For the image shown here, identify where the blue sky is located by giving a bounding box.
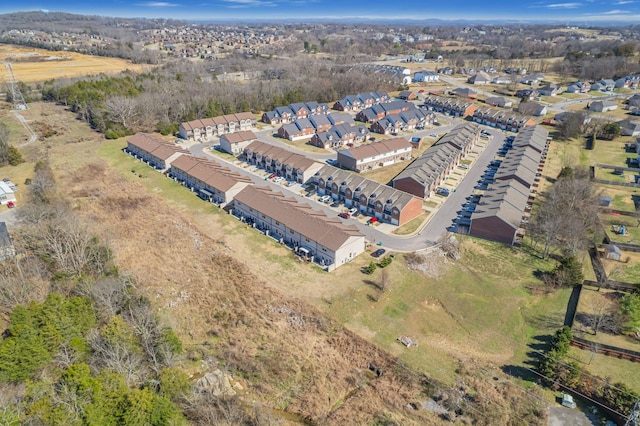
[1,0,639,23]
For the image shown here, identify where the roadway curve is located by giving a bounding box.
[189,119,508,252]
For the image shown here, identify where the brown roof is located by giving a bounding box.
[341,137,411,160]
[170,154,252,192]
[244,140,321,172]
[127,132,188,160]
[234,186,363,252]
[181,112,254,131]
[220,130,257,144]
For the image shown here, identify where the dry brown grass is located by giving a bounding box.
[0,44,148,83]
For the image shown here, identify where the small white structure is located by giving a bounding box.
[0,182,16,206]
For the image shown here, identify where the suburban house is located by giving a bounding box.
[219,130,258,155]
[492,75,514,85]
[309,124,369,149]
[592,79,615,92]
[337,137,412,172]
[422,95,478,118]
[0,222,15,261]
[277,118,315,141]
[538,84,561,96]
[0,182,16,206]
[589,100,618,112]
[615,75,640,89]
[451,87,478,99]
[231,185,366,271]
[485,97,513,108]
[619,119,640,136]
[437,67,454,75]
[566,81,591,93]
[467,72,491,85]
[243,141,324,183]
[413,70,440,82]
[179,112,256,141]
[627,94,640,108]
[125,133,190,170]
[468,126,549,245]
[517,102,547,117]
[167,154,252,206]
[308,114,333,133]
[519,73,545,85]
[515,89,539,101]
[392,123,480,198]
[397,90,417,101]
[313,166,424,226]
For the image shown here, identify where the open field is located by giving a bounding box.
[0,43,148,83]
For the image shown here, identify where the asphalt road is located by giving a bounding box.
[189,118,507,252]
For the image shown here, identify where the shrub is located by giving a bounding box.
[380,256,393,268]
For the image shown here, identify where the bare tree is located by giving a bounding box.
[104,96,139,129]
[580,295,621,336]
[87,329,145,386]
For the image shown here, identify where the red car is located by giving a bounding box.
[6,201,15,208]
[338,212,350,219]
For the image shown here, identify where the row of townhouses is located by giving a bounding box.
[126,133,366,271]
[262,101,331,125]
[312,167,424,226]
[392,123,481,198]
[422,95,478,118]
[243,141,325,183]
[337,138,413,172]
[472,106,537,132]
[468,126,550,245]
[309,123,370,149]
[125,133,190,170]
[179,112,256,141]
[232,186,366,271]
[332,91,391,112]
[355,100,416,123]
[277,113,353,141]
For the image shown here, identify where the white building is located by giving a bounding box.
[0,182,16,205]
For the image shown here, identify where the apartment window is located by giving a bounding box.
[275,221,280,226]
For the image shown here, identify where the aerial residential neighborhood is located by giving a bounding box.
[3,7,640,426]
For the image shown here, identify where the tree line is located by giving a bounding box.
[0,160,269,425]
[39,58,397,138]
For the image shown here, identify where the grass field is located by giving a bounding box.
[0,44,147,84]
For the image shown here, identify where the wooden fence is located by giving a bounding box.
[570,336,640,363]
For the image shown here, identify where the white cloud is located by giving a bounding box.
[602,9,626,13]
[546,2,581,7]
[615,0,634,4]
[137,1,179,6]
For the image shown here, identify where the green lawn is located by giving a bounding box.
[567,346,640,393]
[321,237,571,386]
[391,212,429,236]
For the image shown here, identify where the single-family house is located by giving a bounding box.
[492,75,514,85]
[219,130,258,155]
[467,72,491,85]
[538,84,561,97]
[566,82,591,93]
[485,97,513,108]
[397,90,417,101]
[518,102,547,117]
[589,100,618,112]
[619,119,640,136]
[592,79,615,92]
[277,118,315,141]
[309,114,333,133]
[413,70,440,82]
[451,87,478,99]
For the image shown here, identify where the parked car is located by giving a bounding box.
[348,208,358,216]
[435,187,450,196]
[330,202,340,208]
[367,217,379,225]
[325,159,338,166]
[338,212,350,219]
[459,164,469,169]
[319,195,331,203]
[371,248,386,258]
[268,173,277,179]
[6,201,15,208]
[429,133,438,137]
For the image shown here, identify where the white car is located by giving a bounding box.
[319,195,331,203]
[348,208,358,216]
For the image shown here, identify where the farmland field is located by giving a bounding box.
[0,44,148,83]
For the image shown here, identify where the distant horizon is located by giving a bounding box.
[1,1,640,26]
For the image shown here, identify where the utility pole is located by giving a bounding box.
[626,398,640,426]
[4,62,28,111]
